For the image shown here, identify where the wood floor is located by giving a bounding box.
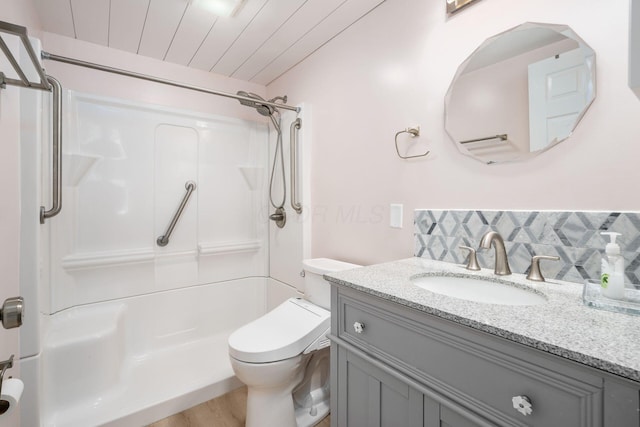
[148,386,331,427]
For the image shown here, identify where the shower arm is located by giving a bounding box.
[290,118,302,214]
[157,181,197,247]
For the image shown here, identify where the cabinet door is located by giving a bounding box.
[335,345,489,427]
[604,378,640,426]
[337,347,424,427]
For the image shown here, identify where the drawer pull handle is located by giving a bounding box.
[353,322,365,334]
[511,395,533,416]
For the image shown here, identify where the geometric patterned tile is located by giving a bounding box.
[414,209,640,284]
[415,234,426,258]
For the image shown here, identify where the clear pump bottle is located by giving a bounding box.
[600,232,625,300]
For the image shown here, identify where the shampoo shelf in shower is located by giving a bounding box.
[62,248,155,271]
[62,241,263,271]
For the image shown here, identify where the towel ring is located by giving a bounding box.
[395,126,429,159]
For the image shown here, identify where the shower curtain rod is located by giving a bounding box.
[41,51,300,113]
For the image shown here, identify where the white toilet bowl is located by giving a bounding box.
[228,258,359,427]
[230,354,307,427]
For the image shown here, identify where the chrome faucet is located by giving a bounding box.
[479,231,512,275]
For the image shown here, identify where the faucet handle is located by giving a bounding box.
[459,246,481,271]
[527,255,560,282]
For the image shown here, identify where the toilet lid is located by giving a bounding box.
[228,298,330,363]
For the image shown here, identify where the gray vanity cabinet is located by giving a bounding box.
[329,284,640,427]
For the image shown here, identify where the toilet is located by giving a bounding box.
[228,258,360,427]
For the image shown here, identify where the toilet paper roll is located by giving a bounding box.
[0,378,23,416]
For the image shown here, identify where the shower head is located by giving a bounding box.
[236,90,275,117]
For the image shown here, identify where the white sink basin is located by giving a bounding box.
[411,274,547,306]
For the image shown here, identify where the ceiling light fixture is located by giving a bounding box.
[189,0,246,17]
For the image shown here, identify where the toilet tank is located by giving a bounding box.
[302,258,360,310]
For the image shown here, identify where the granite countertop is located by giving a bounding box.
[325,257,640,383]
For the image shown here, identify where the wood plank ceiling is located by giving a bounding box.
[33,0,386,85]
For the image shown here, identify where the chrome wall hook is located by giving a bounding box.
[395,126,429,159]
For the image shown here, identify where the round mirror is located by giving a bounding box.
[444,22,596,164]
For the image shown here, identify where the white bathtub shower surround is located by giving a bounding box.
[46,92,270,313]
[19,90,309,426]
[41,277,264,427]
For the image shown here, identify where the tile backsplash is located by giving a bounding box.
[414,210,640,285]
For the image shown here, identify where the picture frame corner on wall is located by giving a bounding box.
[446,0,482,15]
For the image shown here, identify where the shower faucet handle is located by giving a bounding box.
[269,207,286,228]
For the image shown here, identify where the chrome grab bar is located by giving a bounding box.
[157,181,196,247]
[290,117,302,214]
[40,75,62,224]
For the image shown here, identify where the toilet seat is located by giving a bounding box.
[228,298,330,364]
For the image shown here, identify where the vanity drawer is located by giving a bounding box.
[337,292,603,427]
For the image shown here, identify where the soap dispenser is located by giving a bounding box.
[600,232,625,300]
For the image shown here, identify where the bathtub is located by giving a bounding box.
[38,277,267,427]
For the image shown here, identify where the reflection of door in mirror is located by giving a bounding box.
[528,48,593,151]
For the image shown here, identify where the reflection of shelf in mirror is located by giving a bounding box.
[459,134,507,144]
[62,248,154,271]
[198,240,262,256]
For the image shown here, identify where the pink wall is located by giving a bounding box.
[0,0,40,33]
[267,0,640,266]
